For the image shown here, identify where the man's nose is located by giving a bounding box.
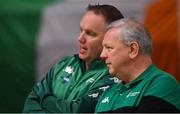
[78,32,86,43]
[100,49,107,60]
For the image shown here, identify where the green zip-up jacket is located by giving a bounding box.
[23,54,116,113]
[95,64,180,113]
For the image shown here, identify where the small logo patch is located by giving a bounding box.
[63,76,70,82]
[109,77,121,83]
[88,93,99,98]
[86,78,95,83]
[126,91,140,98]
[99,85,110,91]
[101,97,109,103]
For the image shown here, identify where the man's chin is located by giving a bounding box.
[108,69,114,75]
[78,53,87,60]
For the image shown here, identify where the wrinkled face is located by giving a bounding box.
[78,11,106,63]
[100,28,130,76]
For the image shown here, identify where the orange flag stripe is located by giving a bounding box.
[144,0,180,82]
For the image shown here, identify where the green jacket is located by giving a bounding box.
[95,64,180,113]
[23,54,116,113]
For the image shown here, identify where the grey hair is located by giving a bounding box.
[107,18,152,55]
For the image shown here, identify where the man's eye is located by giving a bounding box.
[105,46,111,49]
[105,46,112,51]
[86,31,96,37]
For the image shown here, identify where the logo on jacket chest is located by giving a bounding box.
[58,66,74,82]
[64,66,74,74]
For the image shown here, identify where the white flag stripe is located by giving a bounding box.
[36,0,151,80]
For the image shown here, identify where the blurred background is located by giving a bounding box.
[0,0,179,112]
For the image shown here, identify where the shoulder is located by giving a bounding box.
[144,65,180,94]
[146,70,180,94]
[144,69,180,109]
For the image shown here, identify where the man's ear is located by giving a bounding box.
[128,41,139,59]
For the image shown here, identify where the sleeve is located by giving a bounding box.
[41,75,114,113]
[136,75,180,112]
[23,65,55,113]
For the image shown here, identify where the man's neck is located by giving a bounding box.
[123,55,152,83]
[85,62,89,70]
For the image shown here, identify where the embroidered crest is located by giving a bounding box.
[64,66,73,74]
[58,66,74,82]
